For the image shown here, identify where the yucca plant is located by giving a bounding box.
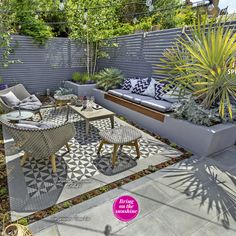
[156,15,236,119]
[95,68,124,91]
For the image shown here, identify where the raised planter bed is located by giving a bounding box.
[65,81,96,96]
[93,88,236,157]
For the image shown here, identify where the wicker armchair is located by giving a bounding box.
[0,84,43,119]
[1,119,76,173]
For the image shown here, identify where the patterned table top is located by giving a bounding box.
[0,110,34,121]
[99,126,142,144]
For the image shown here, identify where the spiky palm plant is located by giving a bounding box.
[156,16,236,119]
[96,68,124,91]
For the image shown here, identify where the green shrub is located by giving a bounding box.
[95,68,124,91]
[62,201,72,209]
[72,72,82,83]
[18,218,28,226]
[172,97,222,126]
[72,72,96,84]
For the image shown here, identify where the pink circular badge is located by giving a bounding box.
[113,195,139,222]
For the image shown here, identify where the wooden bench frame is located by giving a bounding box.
[104,93,166,122]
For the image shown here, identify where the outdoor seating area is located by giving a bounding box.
[0,1,236,235]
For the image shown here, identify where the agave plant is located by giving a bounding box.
[95,68,124,91]
[156,16,236,119]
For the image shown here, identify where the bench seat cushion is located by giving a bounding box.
[140,99,172,112]
[108,89,172,112]
[108,89,131,97]
[123,93,154,104]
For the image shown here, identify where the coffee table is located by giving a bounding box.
[0,110,34,122]
[98,126,142,167]
[68,104,115,136]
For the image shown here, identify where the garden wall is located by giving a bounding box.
[0,35,87,94]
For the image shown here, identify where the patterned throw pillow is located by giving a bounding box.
[131,78,150,94]
[142,78,156,97]
[154,82,168,100]
[121,78,132,90]
[155,82,175,100]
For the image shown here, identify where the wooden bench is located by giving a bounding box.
[104,93,167,122]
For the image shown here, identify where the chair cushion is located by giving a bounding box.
[0,91,20,106]
[141,98,172,112]
[131,78,150,94]
[18,95,42,110]
[18,120,55,129]
[16,123,40,130]
[108,89,132,97]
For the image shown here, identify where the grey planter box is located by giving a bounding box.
[93,88,236,157]
[65,81,96,96]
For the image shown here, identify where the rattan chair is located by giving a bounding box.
[0,84,43,119]
[1,119,76,173]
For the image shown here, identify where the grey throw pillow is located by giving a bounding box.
[142,78,157,97]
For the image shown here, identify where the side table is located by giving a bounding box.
[0,110,34,123]
[97,126,142,167]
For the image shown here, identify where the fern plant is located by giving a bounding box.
[156,16,236,119]
[95,68,124,91]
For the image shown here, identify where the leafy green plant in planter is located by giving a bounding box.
[172,96,222,126]
[156,15,236,120]
[72,72,81,83]
[72,72,96,84]
[95,68,124,91]
[54,87,73,96]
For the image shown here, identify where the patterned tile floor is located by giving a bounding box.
[4,106,181,216]
[21,107,174,198]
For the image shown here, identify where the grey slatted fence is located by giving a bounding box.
[97,27,183,79]
[0,35,87,94]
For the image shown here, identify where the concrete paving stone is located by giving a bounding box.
[34,225,59,236]
[207,146,236,170]
[154,167,211,198]
[191,203,236,236]
[57,200,127,236]
[153,195,225,236]
[116,214,177,236]
[123,181,184,221]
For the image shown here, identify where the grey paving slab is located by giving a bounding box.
[154,195,230,236]
[29,147,236,236]
[34,225,59,236]
[191,203,236,236]
[120,182,184,221]
[116,214,177,236]
[57,200,127,236]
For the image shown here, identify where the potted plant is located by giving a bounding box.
[71,72,96,84]
[95,68,124,91]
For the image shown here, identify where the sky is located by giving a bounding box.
[189,0,236,13]
[219,0,236,13]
